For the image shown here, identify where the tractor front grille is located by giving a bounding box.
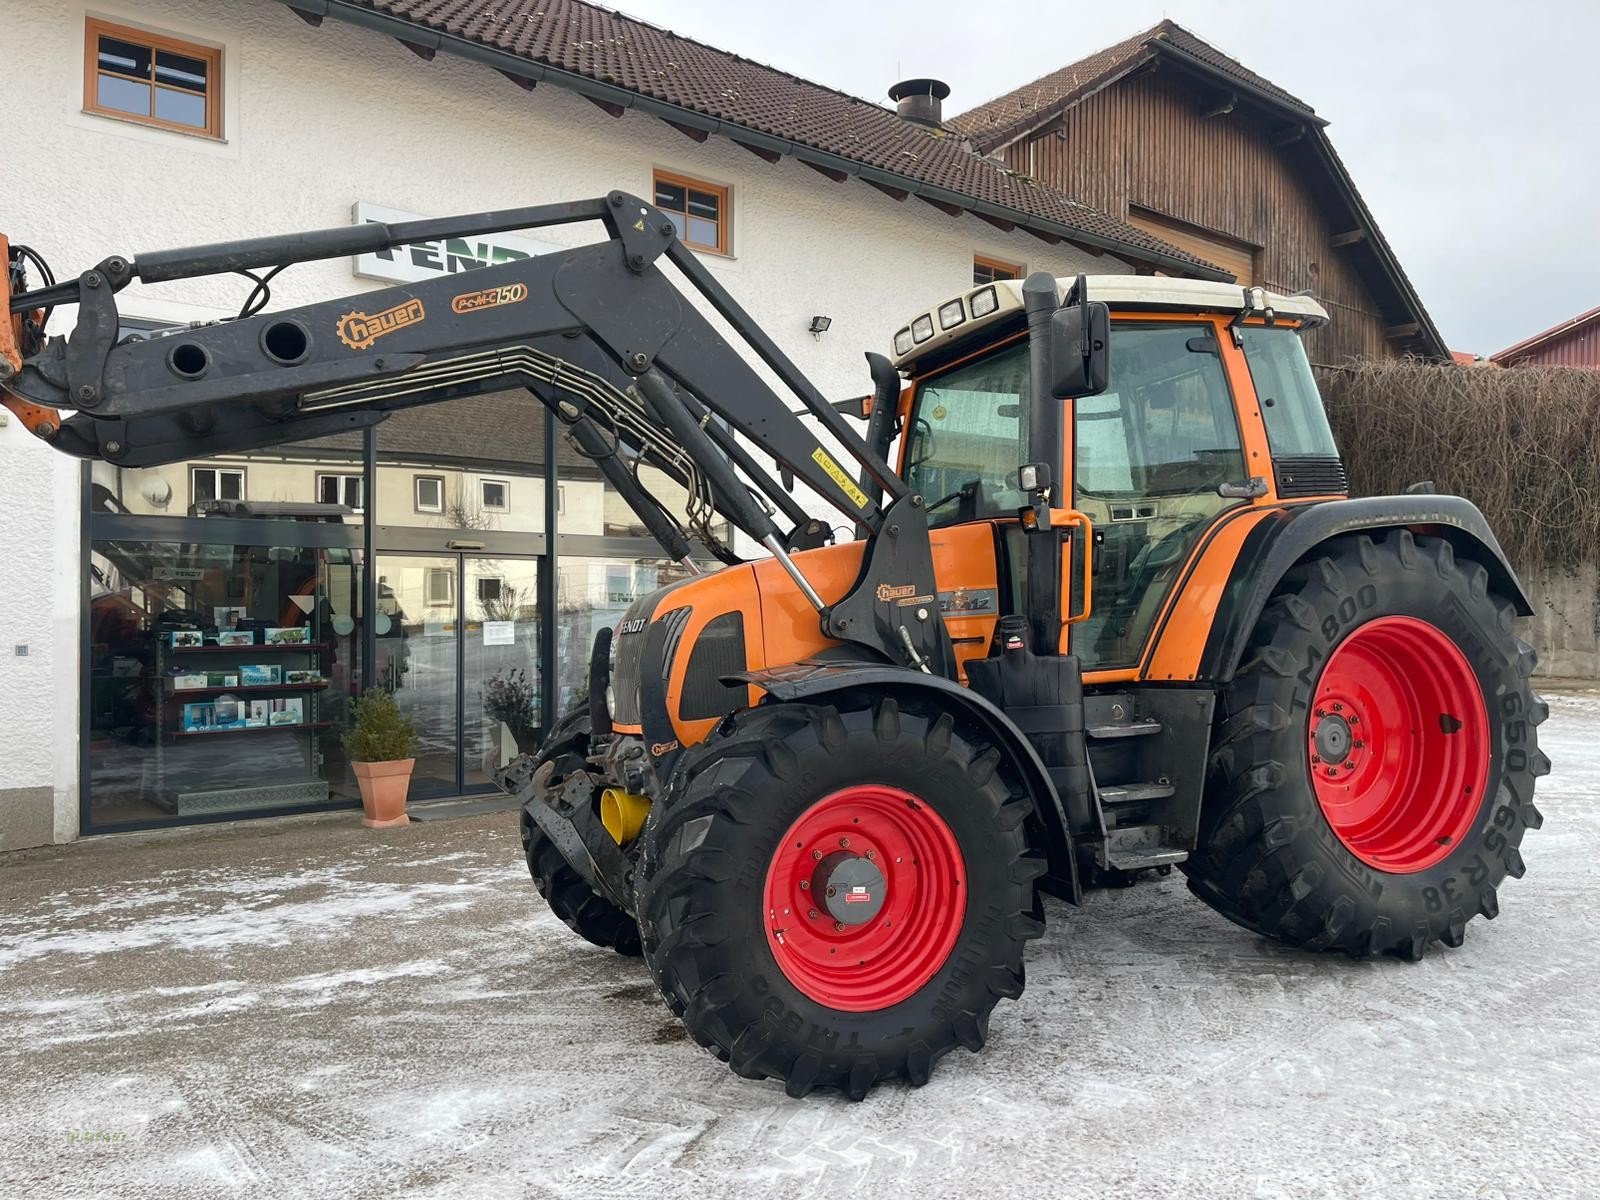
[1274,455,1348,498]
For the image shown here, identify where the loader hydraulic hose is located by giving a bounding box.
[636,369,826,613]
[565,410,698,568]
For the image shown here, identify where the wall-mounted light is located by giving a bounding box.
[808,315,832,339]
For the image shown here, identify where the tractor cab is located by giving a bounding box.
[888,276,1341,674]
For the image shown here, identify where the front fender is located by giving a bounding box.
[1201,495,1533,682]
[736,661,1081,903]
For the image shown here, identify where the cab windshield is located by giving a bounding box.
[903,340,1030,527]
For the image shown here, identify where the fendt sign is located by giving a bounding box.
[351,201,562,285]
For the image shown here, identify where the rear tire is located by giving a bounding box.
[1184,531,1549,959]
[636,696,1045,1099]
[518,704,642,958]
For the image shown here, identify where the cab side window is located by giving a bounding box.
[1073,324,1245,669]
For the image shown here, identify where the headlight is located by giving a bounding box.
[970,286,998,317]
[938,299,965,330]
[893,327,914,356]
[911,314,935,343]
[605,683,616,717]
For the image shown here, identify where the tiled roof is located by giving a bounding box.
[314,0,1224,275]
[949,20,1317,152]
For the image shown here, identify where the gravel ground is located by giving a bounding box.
[2,694,1597,1200]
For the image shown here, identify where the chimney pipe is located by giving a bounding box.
[889,78,950,127]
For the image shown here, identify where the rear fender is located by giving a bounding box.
[1201,495,1533,682]
[736,662,1081,903]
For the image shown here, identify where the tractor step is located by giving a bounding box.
[1101,824,1190,871]
[1087,719,1163,739]
[1097,781,1176,804]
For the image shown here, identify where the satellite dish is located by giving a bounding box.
[139,476,172,508]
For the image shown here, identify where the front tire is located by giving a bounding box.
[1184,531,1549,959]
[636,697,1045,1099]
[518,704,642,958]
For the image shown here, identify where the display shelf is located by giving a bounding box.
[173,721,333,739]
[166,681,330,698]
[167,642,333,654]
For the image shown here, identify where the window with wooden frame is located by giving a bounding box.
[653,171,731,255]
[84,17,222,139]
[973,255,1024,286]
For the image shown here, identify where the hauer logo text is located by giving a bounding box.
[336,299,425,351]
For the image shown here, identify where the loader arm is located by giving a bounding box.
[1,191,946,673]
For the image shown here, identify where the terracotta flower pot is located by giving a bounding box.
[353,758,415,828]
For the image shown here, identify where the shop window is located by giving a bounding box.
[425,567,454,607]
[653,170,731,255]
[415,474,444,514]
[84,538,362,829]
[191,466,243,506]
[973,255,1023,286]
[84,17,223,139]
[317,473,364,513]
[480,478,509,511]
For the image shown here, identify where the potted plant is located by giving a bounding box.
[344,689,418,828]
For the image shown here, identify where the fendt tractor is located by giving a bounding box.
[3,193,1547,1099]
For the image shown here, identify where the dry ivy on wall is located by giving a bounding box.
[1318,360,1600,571]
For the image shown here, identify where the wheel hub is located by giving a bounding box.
[813,851,886,925]
[1311,710,1354,766]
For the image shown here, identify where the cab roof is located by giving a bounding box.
[891,274,1330,373]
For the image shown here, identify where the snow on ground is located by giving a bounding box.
[2,694,1598,1199]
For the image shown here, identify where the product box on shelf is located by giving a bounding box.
[264,627,310,646]
[239,665,283,687]
[268,698,304,726]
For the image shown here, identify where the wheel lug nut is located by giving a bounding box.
[1333,703,1343,712]
[1315,708,1325,718]
[1345,760,1356,769]
[798,879,809,890]
[811,850,822,861]
[839,837,850,848]
[1353,740,1364,749]
[834,921,846,932]
[808,908,820,919]
[825,886,836,898]
[1325,767,1338,776]
[1311,754,1321,764]
[865,850,877,861]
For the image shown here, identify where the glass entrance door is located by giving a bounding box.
[375,553,542,799]
[464,557,543,789]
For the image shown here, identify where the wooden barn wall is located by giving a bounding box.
[1001,70,1398,366]
[1509,322,1600,368]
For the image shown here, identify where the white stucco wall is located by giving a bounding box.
[0,0,1125,843]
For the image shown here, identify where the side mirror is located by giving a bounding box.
[1047,301,1110,398]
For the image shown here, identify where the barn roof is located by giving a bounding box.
[946,20,1448,361]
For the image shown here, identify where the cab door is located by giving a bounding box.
[1069,318,1249,673]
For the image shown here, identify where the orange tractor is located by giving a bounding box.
[4,196,1546,1099]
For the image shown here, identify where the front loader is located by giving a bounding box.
[4,194,1548,1099]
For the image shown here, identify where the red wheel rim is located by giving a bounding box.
[1309,615,1489,873]
[763,785,965,1012]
